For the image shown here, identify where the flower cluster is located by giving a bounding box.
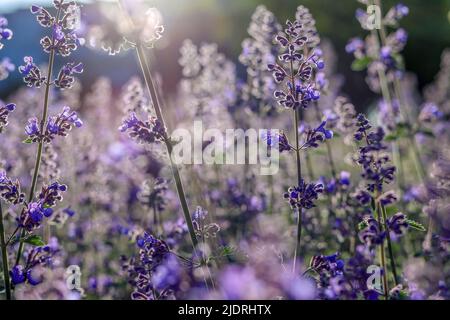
[0,16,13,50]
[20,1,84,89]
[10,242,59,286]
[25,106,83,143]
[268,16,323,110]
[354,114,396,193]
[348,3,410,92]
[32,1,83,56]
[123,232,172,300]
[0,171,25,205]
[301,121,333,150]
[358,216,385,247]
[0,58,15,81]
[192,206,220,239]
[138,178,168,212]
[54,62,84,89]
[17,182,67,231]
[309,252,345,277]
[262,130,293,153]
[0,103,16,133]
[284,179,324,210]
[239,5,281,113]
[19,56,46,88]
[119,113,166,145]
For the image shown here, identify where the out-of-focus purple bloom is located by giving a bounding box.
[0,16,13,50]
[119,113,166,144]
[0,102,16,133]
[419,103,444,123]
[346,37,365,54]
[0,58,15,80]
[192,206,220,239]
[378,190,398,206]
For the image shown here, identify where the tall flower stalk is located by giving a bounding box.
[0,202,11,300]
[371,0,431,244]
[268,9,330,273]
[16,0,84,265]
[115,1,216,290]
[116,0,198,251]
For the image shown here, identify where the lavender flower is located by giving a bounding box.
[25,106,83,143]
[17,182,67,231]
[119,113,166,144]
[0,16,13,50]
[54,62,84,89]
[0,102,16,133]
[354,118,396,193]
[262,130,293,153]
[359,216,385,247]
[10,243,59,286]
[284,179,324,210]
[0,171,25,205]
[268,18,323,110]
[302,121,333,149]
[19,56,46,88]
[138,178,168,212]
[192,206,220,239]
[0,58,15,81]
[387,213,409,238]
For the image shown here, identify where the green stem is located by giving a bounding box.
[381,204,399,285]
[292,107,303,273]
[375,200,389,299]
[313,105,337,177]
[135,45,198,249]
[16,9,61,265]
[0,202,11,300]
[374,0,431,242]
[134,44,216,290]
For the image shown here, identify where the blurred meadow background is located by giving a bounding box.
[1,0,449,109]
[1,0,450,300]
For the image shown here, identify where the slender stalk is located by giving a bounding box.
[313,105,337,177]
[373,0,432,243]
[0,202,11,300]
[15,8,62,266]
[134,44,216,290]
[375,200,389,299]
[381,204,399,285]
[135,45,198,248]
[267,174,275,214]
[292,107,303,273]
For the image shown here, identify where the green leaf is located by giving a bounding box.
[384,123,410,142]
[21,234,46,246]
[220,245,237,257]
[416,128,435,137]
[351,57,372,71]
[22,138,33,144]
[358,220,369,231]
[392,53,405,70]
[406,219,426,232]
